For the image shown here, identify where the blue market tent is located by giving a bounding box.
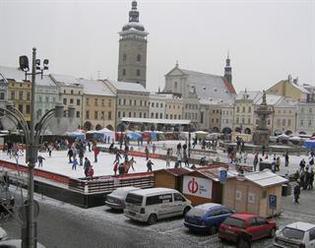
[304,140,315,149]
[126,131,142,141]
[66,130,86,141]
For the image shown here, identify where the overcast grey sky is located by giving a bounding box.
[0,0,314,92]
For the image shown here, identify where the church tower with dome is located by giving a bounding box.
[118,1,148,88]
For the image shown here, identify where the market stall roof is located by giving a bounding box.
[120,117,191,125]
[244,169,288,187]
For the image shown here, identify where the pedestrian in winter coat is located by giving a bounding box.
[118,163,125,176]
[183,150,189,167]
[145,146,149,160]
[67,148,73,163]
[113,151,122,164]
[146,160,154,172]
[309,170,314,190]
[166,148,171,168]
[37,155,45,167]
[300,159,306,171]
[113,162,119,176]
[285,152,289,167]
[276,157,281,171]
[93,145,100,163]
[72,158,78,170]
[78,148,85,166]
[293,184,301,204]
[152,144,156,154]
[253,153,258,171]
[87,165,94,179]
[84,157,91,177]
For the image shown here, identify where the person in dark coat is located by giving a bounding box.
[83,157,91,178]
[299,159,306,171]
[309,170,314,190]
[37,155,45,167]
[145,146,149,161]
[285,152,289,167]
[67,148,73,163]
[146,159,154,172]
[294,184,301,204]
[253,153,259,171]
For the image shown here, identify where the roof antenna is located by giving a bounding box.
[176,60,179,67]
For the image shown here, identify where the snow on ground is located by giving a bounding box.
[0,140,311,179]
[0,149,170,179]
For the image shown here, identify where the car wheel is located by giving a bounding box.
[210,226,217,235]
[147,214,157,225]
[183,207,191,216]
[269,228,276,238]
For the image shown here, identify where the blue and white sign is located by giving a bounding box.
[269,194,277,209]
[219,169,227,184]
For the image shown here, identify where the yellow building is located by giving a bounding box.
[165,94,183,120]
[267,77,309,102]
[79,79,116,131]
[8,79,32,122]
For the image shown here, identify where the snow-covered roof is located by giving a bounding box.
[77,78,115,96]
[0,65,56,87]
[274,97,297,108]
[120,117,191,125]
[181,68,236,101]
[236,91,262,101]
[50,74,82,87]
[106,79,148,93]
[255,94,282,105]
[290,81,310,94]
[244,169,288,187]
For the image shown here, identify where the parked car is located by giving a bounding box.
[184,203,234,234]
[105,186,139,210]
[0,239,46,248]
[124,188,192,225]
[218,213,276,245]
[273,222,315,248]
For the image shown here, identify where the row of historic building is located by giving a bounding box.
[0,64,314,135]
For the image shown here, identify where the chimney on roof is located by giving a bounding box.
[288,74,292,83]
[293,77,298,85]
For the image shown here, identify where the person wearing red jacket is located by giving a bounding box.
[93,145,100,163]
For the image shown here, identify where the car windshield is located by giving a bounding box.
[125,193,143,206]
[111,188,129,197]
[223,217,245,228]
[281,227,305,240]
[187,207,208,217]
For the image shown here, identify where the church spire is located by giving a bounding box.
[129,1,139,22]
[224,52,232,84]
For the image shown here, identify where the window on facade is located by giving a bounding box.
[128,112,131,117]
[166,114,168,119]
[63,98,67,105]
[134,112,136,117]
[102,99,105,106]
[288,119,291,126]
[123,54,127,61]
[267,119,271,125]
[108,99,111,107]
[123,112,125,117]
[248,118,250,124]
[160,113,163,119]
[151,102,154,107]
[108,111,112,120]
[118,111,121,118]
[170,114,173,119]
[242,118,245,124]
[309,120,312,127]
[122,69,126,76]
[0,92,4,100]
[70,98,74,104]
[160,103,163,108]
[236,117,239,124]
[248,106,251,113]
[27,92,31,101]
[10,92,15,100]
[129,99,132,106]
[139,112,142,118]
[134,100,136,106]
[86,111,89,119]
[144,113,146,118]
[155,113,158,119]
[77,99,80,106]
[123,99,126,105]
[95,98,98,106]
[140,100,142,106]
[18,105,23,113]
[26,105,30,114]
[151,113,154,118]
[118,99,121,105]
[71,90,74,95]
[94,111,98,120]
[178,115,181,119]
[101,111,104,120]
[45,96,49,103]
[174,81,178,90]
[282,119,286,126]
[76,111,80,118]
[137,54,141,62]
[236,106,240,113]
[242,106,245,113]
[136,69,140,77]
[19,91,23,100]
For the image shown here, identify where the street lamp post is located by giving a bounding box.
[0,48,75,248]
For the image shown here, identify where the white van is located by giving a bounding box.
[124,188,192,225]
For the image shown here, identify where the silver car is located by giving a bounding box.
[105,186,139,210]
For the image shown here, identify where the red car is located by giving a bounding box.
[218,213,277,244]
